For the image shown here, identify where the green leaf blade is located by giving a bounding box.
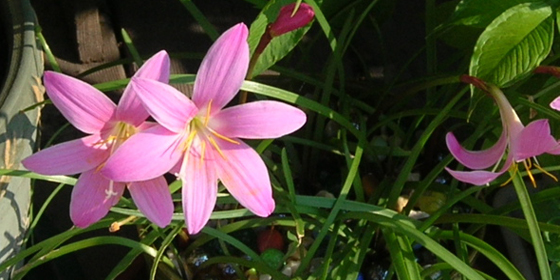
[450,0,540,28]
[469,2,553,87]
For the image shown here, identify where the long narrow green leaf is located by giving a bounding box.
[296,137,364,275]
[150,224,184,280]
[201,227,261,262]
[105,228,164,280]
[303,0,336,51]
[386,87,466,208]
[384,229,422,280]
[435,213,560,234]
[11,236,173,280]
[342,212,484,280]
[121,29,143,67]
[435,231,525,280]
[24,182,66,243]
[177,0,219,40]
[0,169,76,185]
[36,26,60,72]
[281,148,305,239]
[510,171,552,280]
[240,80,361,139]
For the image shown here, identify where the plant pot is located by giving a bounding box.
[0,0,43,278]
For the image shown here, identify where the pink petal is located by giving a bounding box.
[446,131,507,170]
[128,176,173,228]
[511,119,559,161]
[445,156,513,186]
[101,125,185,182]
[180,144,218,234]
[70,170,125,227]
[134,50,171,82]
[131,78,198,133]
[445,167,506,186]
[21,135,109,175]
[43,71,116,134]
[192,23,249,113]
[210,101,306,139]
[213,138,275,217]
[547,140,560,155]
[117,51,171,126]
[551,96,560,111]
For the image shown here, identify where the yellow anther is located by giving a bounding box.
[109,215,137,232]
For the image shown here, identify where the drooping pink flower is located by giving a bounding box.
[269,3,314,37]
[101,23,307,234]
[445,76,560,186]
[22,51,174,228]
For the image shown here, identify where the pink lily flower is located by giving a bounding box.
[445,76,560,186]
[269,3,315,37]
[22,51,174,228]
[101,23,307,234]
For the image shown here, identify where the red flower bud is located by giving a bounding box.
[269,3,314,37]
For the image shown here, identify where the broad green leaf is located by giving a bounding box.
[469,2,553,87]
[247,0,316,78]
[450,0,542,28]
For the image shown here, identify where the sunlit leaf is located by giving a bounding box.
[469,2,553,87]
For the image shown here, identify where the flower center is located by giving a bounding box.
[175,100,240,179]
[108,121,138,153]
[95,121,138,199]
[181,100,240,161]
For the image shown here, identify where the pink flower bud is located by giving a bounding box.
[269,3,314,37]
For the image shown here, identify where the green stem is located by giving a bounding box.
[510,170,551,280]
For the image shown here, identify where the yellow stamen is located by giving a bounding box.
[200,140,206,164]
[182,129,198,152]
[204,99,213,126]
[95,163,105,172]
[208,127,240,145]
[93,135,116,147]
[109,215,137,232]
[208,136,226,159]
[533,162,558,182]
[523,160,537,187]
[501,164,517,187]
